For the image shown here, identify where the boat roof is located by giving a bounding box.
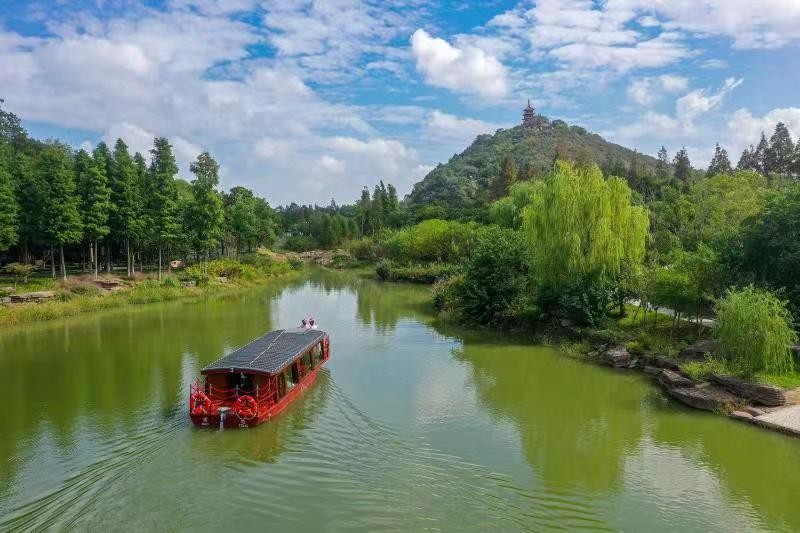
[202,328,327,376]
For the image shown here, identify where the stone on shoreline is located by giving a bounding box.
[679,339,719,361]
[644,366,661,376]
[731,410,754,422]
[641,354,680,371]
[666,383,740,412]
[603,346,631,368]
[659,369,694,388]
[710,374,786,407]
[745,406,766,417]
[9,291,56,303]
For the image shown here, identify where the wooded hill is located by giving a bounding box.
[407,115,661,208]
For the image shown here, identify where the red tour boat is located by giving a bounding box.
[189,328,330,428]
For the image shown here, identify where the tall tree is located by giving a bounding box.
[673,147,691,185]
[92,142,115,272]
[766,122,795,178]
[146,137,180,279]
[737,145,758,171]
[793,139,800,178]
[356,186,371,235]
[492,152,517,199]
[188,151,224,263]
[656,146,671,182]
[754,132,769,175]
[706,142,732,177]
[0,146,18,251]
[38,144,82,280]
[76,149,112,277]
[112,140,145,276]
[522,161,649,323]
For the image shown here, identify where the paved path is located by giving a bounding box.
[754,405,800,436]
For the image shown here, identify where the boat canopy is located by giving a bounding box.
[202,328,327,376]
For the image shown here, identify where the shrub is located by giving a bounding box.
[432,274,463,311]
[625,340,645,356]
[161,276,183,289]
[2,262,38,288]
[714,286,797,377]
[456,227,530,325]
[347,237,377,261]
[381,219,478,264]
[69,282,101,296]
[282,234,317,252]
[376,260,458,283]
[288,257,304,271]
[182,265,211,286]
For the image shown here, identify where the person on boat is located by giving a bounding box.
[301,318,308,329]
[309,318,319,330]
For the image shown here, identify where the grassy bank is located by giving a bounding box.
[0,256,301,328]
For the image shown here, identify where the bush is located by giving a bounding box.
[161,276,183,289]
[714,286,797,377]
[287,257,304,271]
[376,260,458,283]
[432,274,464,311]
[456,227,530,325]
[182,265,211,286]
[69,282,101,296]
[282,234,317,252]
[347,237,377,261]
[381,219,478,264]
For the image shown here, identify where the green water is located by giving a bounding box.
[1,270,799,531]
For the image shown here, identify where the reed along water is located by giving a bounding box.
[1,269,799,531]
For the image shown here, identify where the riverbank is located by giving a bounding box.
[0,256,302,328]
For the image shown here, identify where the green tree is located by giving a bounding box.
[146,137,180,279]
[656,146,671,182]
[489,181,540,229]
[754,132,769,175]
[736,145,758,171]
[522,161,649,323]
[189,152,224,263]
[766,122,795,179]
[38,144,82,280]
[0,145,19,251]
[491,152,517,199]
[715,286,797,377]
[673,147,691,185]
[76,149,112,278]
[706,143,732,177]
[92,141,115,272]
[112,140,145,276]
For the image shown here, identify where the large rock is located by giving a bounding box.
[666,383,740,412]
[9,291,56,303]
[710,374,786,407]
[603,346,631,368]
[659,369,694,388]
[641,355,680,371]
[679,340,720,361]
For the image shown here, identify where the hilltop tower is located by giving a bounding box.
[522,99,536,127]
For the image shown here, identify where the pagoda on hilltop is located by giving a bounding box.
[522,99,537,127]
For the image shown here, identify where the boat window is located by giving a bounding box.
[302,351,312,370]
[284,368,295,391]
[312,343,322,366]
[291,362,299,384]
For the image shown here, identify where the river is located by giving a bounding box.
[0,269,798,531]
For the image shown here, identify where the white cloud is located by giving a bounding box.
[410,29,509,98]
[618,78,742,139]
[627,75,689,106]
[424,110,498,144]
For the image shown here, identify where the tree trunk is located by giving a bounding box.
[88,242,94,275]
[94,240,99,279]
[126,238,131,277]
[60,244,66,281]
[158,244,163,281]
[106,242,112,273]
[50,246,55,278]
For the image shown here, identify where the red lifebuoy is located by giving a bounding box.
[190,390,212,415]
[235,395,258,420]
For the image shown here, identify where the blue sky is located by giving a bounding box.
[2,0,799,205]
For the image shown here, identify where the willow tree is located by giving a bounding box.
[522,161,649,322]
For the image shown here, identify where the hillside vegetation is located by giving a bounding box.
[407,116,660,208]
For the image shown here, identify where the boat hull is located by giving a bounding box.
[190,363,323,428]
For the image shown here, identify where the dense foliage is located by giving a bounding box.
[0,105,280,278]
[714,286,797,377]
